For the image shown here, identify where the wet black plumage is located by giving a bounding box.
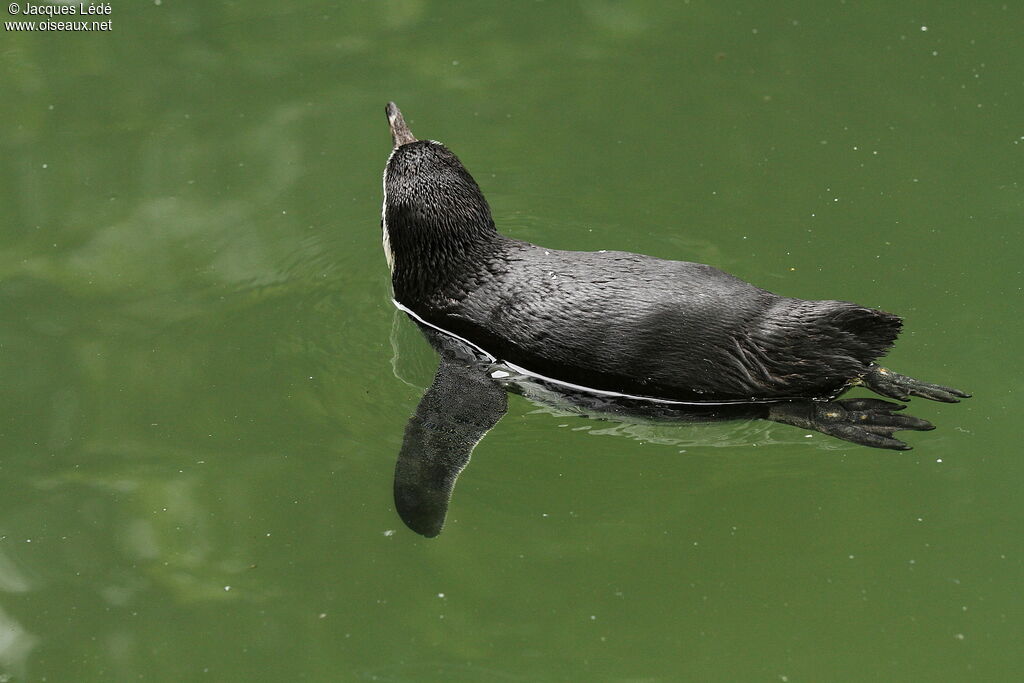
[382,105,907,403]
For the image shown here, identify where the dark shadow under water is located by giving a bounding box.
[392,318,941,538]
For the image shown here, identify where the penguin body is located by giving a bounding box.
[405,236,901,401]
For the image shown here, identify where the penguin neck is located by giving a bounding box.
[386,212,502,303]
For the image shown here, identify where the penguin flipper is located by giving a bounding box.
[768,398,935,450]
[393,332,508,537]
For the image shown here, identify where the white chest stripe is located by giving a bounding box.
[381,147,397,274]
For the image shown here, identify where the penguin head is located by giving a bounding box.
[382,103,496,278]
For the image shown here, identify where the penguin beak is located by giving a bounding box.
[386,102,417,148]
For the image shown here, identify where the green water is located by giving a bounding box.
[1,1,1021,680]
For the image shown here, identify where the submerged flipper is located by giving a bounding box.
[862,364,971,403]
[769,397,935,450]
[393,334,507,537]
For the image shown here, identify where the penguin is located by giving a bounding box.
[381,102,969,452]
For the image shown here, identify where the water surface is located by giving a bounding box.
[0,2,1020,680]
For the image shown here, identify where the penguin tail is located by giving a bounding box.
[747,299,903,394]
[825,302,903,363]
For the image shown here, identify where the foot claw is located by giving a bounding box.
[863,365,970,404]
[770,397,934,450]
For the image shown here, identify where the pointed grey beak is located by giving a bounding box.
[386,102,416,148]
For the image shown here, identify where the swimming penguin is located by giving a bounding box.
[381,102,969,452]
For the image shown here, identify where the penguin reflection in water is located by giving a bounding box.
[381,103,969,537]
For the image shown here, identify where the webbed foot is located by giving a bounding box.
[769,398,935,450]
[863,364,971,403]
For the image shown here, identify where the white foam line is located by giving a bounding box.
[392,299,496,362]
[391,299,796,407]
